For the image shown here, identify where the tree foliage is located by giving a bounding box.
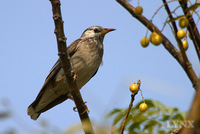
[107,99,187,134]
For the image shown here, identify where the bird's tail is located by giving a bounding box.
[27,105,41,120]
[27,93,69,120]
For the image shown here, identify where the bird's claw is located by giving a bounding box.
[72,72,77,80]
[73,101,90,114]
[73,106,77,112]
[56,72,77,83]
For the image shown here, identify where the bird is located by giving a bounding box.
[27,26,115,120]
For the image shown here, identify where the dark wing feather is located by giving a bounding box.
[29,39,81,109]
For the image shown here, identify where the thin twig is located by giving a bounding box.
[120,80,141,134]
[120,93,136,134]
[151,0,176,21]
[49,0,94,134]
[162,0,190,79]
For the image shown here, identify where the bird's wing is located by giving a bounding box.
[32,39,82,102]
[67,39,81,57]
[44,39,82,83]
[27,39,82,120]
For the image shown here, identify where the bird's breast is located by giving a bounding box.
[71,40,103,88]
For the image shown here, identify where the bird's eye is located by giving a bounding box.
[94,28,100,33]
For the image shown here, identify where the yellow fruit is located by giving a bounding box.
[182,40,188,51]
[177,29,186,39]
[179,18,189,28]
[140,37,149,48]
[129,83,139,93]
[139,103,148,112]
[150,32,162,46]
[149,32,156,42]
[135,6,143,15]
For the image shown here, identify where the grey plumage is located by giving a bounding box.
[27,26,115,120]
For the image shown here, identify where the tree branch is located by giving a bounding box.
[178,0,200,61]
[181,80,200,134]
[162,0,189,68]
[120,93,136,134]
[49,0,94,133]
[116,0,198,89]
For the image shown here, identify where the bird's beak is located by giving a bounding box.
[102,28,116,35]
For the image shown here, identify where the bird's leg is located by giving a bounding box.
[73,106,77,112]
[69,71,77,81]
[73,101,90,114]
[81,102,90,114]
[73,73,77,80]
[56,71,77,83]
[56,75,65,82]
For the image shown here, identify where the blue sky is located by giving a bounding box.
[0,0,199,133]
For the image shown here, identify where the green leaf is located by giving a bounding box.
[180,111,188,119]
[158,130,167,134]
[166,107,178,115]
[147,109,159,116]
[128,121,141,131]
[160,114,170,121]
[143,120,161,130]
[153,100,166,111]
[166,16,184,23]
[171,113,184,120]
[106,108,122,118]
[112,110,127,126]
[128,114,148,131]
[133,113,148,122]
[124,114,135,127]
[185,3,200,13]
[107,99,187,134]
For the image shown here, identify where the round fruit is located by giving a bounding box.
[140,37,149,48]
[179,18,189,28]
[177,29,186,39]
[135,6,143,15]
[139,103,148,112]
[149,32,156,42]
[150,32,162,46]
[129,83,139,93]
[182,40,188,51]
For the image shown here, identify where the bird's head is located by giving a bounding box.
[80,26,115,41]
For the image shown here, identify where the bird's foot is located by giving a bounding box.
[73,106,77,112]
[72,72,77,80]
[73,101,90,114]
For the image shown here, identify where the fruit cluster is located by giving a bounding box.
[140,32,162,48]
[136,4,190,51]
[177,18,189,51]
[129,83,148,112]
